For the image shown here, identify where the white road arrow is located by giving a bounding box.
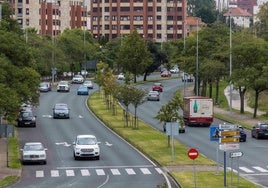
[55,142,71,147]
[105,142,113,147]
[42,115,53,118]
[78,115,83,118]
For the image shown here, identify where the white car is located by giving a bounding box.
[83,80,93,89]
[57,81,70,92]
[72,75,84,84]
[73,135,100,160]
[117,73,125,80]
[21,142,47,165]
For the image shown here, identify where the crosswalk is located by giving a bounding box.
[35,167,163,178]
[227,166,268,174]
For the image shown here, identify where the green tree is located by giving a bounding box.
[254,2,268,40]
[117,29,153,83]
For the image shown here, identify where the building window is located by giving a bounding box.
[157,7,161,12]
[93,16,98,21]
[121,0,130,2]
[167,25,173,30]
[167,16,173,20]
[177,16,182,21]
[167,7,174,12]
[157,34,161,38]
[121,16,130,21]
[121,7,130,11]
[157,25,161,29]
[148,7,153,12]
[112,25,117,30]
[105,7,109,12]
[105,25,109,29]
[148,25,153,29]
[134,7,142,12]
[104,16,110,21]
[105,0,109,2]
[148,16,153,21]
[156,16,161,20]
[112,7,117,11]
[93,8,98,12]
[112,16,117,21]
[177,7,182,11]
[26,8,29,15]
[26,19,29,26]
[134,16,143,21]
[26,0,29,4]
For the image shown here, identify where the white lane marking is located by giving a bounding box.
[227,167,238,173]
[51,170,59,177]
[105,142,113,146]
[155,168,163,174]
[66,170,75,176]
[125,168,136,175]
[239,167,254,173]
[111,169,120,175]
[96,169,105,176]
[140,168,151,174]
[253,166,268,173]
[36,170,44,178]
[81,169,90,176]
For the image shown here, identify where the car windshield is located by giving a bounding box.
[55,105,68,110]
[260,124,268,129]
[40,83,48,87]
[154,83,161,86]
[59,81,68,85]
[77,137,97,145]
[24,144,44,151]
[21,111,33,117]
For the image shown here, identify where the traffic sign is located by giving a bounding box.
[220,137,240,143]
[220,130,239,137]
[188,148,199,160]
[219,143,240,151]
[219,124,238,130]
[230,151,243,158]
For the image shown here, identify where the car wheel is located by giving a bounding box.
[96,156,100,160]
[43,161,47,165]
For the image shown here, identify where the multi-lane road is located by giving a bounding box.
[10,82,169,188]
[132,77,268,188]
[10,74,268,187]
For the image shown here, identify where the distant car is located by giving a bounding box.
[152,82,163,92]
[161,70,171,77]
[39,82,51,92]
[238,126,247,142]
[53,103,70,119]
[147,91,160,101]
[73,135,100,160]
[117,73,125,80]
[170,68,179,74]
[57,81,70,92]
[72,75,84,84]
[251,122,268,139]
[81,70,88,77]
[77,85,89,95]
[181,72,194,82]
[83,80,93,89]
[20,142,47,165]
[17,109,36,127]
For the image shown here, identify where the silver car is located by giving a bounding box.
[72,75,84,84]
[147,91,160,101]
[73,135,100,160]
[53,103,70,119]
[83,80,93,89]
[21,142,47,165]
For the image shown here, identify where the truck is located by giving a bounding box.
[183,96,213,127]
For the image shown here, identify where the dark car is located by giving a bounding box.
[251,122,268,139]
[53,103,70,119]
[17,109,36,127]
[152,82,163,92]
[238,126,247,142]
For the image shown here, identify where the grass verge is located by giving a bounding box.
[88,91,259,188]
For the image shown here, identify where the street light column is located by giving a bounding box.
[229,14,232,114]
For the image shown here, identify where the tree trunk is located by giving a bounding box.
[253,90,259,118]
[215,80,219,105]
[239,86,246,114]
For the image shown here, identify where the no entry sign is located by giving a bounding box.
[188,148,199,160]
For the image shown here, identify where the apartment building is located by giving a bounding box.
[9,0,87,36]
[91,0,187,42]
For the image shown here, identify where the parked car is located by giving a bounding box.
[152,82,163,92]
[117,73,125,80]
[53,103,70,119]
[20,142,47,165]
[73,135,100,160]
[83,80,93,89]
[251,122,268,139]
[57,81,70,92]
[238,126,247,142]
[72,75,84,84]
[161,70,171,77]
[39,82,51,92]
[147,91,160,101]
[77,85,89,95]
[17,109,36,127]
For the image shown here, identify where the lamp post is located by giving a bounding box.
[196,19,199,96]
[183,20,186,97]
[229,14,232,114]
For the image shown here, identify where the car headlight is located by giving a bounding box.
[18,118,22,121]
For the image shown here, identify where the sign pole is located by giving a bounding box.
[171,122,174,162]
[224,151,226,187]
[193,159,196,188]
[188,148,199,188]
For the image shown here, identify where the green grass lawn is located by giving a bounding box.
[88,91,259,188]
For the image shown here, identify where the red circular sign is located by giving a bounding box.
[188,148,199,160]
